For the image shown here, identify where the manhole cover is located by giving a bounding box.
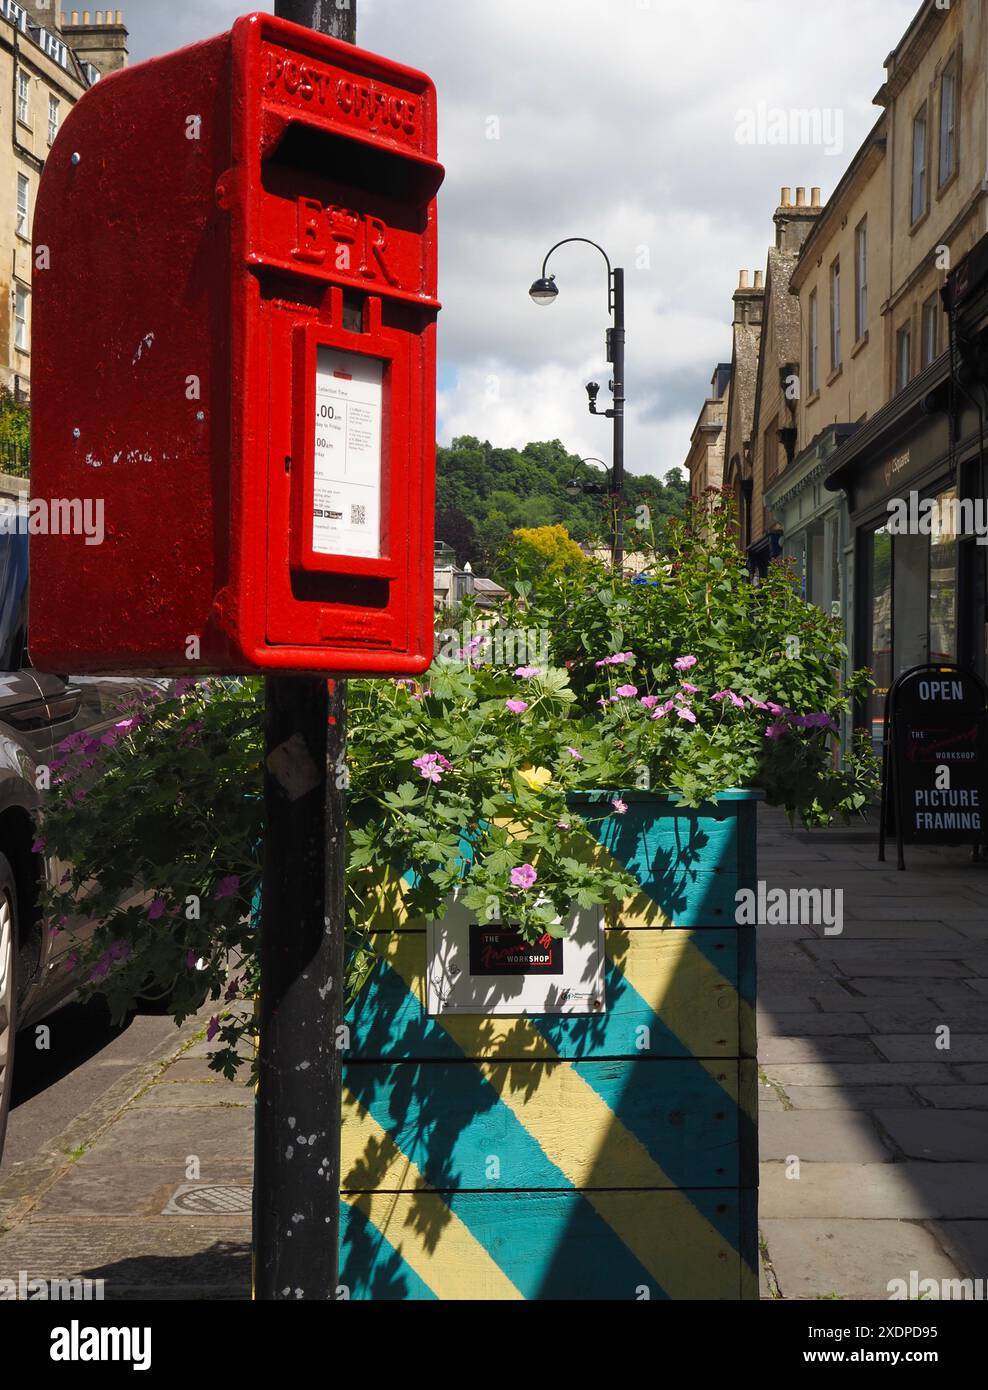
[164,1183,252,1215]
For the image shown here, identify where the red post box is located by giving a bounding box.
[29,12,443,675]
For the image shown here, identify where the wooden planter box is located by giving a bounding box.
[340,789,760,1300]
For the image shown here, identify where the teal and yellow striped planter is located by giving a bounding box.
[340,789,760,1300]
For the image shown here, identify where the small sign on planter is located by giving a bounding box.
[427,896,605,1015]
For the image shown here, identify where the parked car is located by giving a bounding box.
[0,529,162,1161]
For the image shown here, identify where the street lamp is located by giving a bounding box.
[529,238,626,568]
[566,457,611,497]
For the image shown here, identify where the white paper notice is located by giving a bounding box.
[311,348,383,560]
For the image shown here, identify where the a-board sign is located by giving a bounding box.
[879,663,988,868]
[427,897,605,1015]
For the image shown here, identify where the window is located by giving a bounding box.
[911,103,928,223]
[14,286,27,353]
[16,174,29,239]
[829,256,841,370]
[938,56,958,188]
[896,322,912,391]
[808,289,819,395]
[854,218,868,341]
[929,486,958,663]
[48,94,59,146]
[17,70,29,126]
[922,291,940,367]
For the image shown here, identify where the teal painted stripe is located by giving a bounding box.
[344,1059,739,1189]
[339,1198,438,1301]
[587,805,743,926]
[344,965,673,1297]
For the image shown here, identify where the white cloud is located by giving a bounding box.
[129,0,918,473]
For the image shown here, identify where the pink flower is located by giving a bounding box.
[174,677,200,698]
[611,799,628,815]
[673,655,698,672]
[679,682,699,695]
[514,666,541,678]
[556,819,571,830]
[114,717,138,734]
[213,875,240,900]
[186,949,198,969]
[206,1016,221,1042]
[677,706,697,724]
[712,689,745,709]
[505,700,529,714]
[651,700,676,720]
[31,836,45,853]
[765,723,788,739]
[224,977,240,1003]
[148,897,166,921]
[639,696,659,709]
[595,651,635,668]
[413,752,451,783]
[747,697,769,711]
[795,712,838,731]
[615,685,638,698]
[510,863,538,890]
[564,747,583,760]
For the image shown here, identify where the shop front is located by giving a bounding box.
[825,354,984,754]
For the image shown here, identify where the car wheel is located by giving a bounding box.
[0,851,18,1163]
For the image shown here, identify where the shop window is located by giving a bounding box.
[929,485,958,663]
[867,525,893,749]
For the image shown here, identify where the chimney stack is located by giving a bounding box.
[61,5,128,75]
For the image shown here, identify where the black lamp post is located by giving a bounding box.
[530,238,625,568]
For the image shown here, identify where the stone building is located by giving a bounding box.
[815,0,987,746]
[747,187,822,576]
[722,269,764,545]
[0,5,128,402]
[683,0,988,753]
[683,362,730,499]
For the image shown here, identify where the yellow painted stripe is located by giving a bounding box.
[341,1090,523,1301]
[608,928,741,1039]
[376,934,739,1300]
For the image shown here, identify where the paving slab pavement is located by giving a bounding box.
[0,1003,253,1300]
[757,807,988,1301]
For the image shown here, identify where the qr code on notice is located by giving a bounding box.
[350,504,367,527]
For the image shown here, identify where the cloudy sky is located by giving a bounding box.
[129,0,918,476]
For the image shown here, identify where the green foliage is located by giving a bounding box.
[36,492,877,1079]
[0,388,30,474]
[500,491,878,821]
[436,436,687,571]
